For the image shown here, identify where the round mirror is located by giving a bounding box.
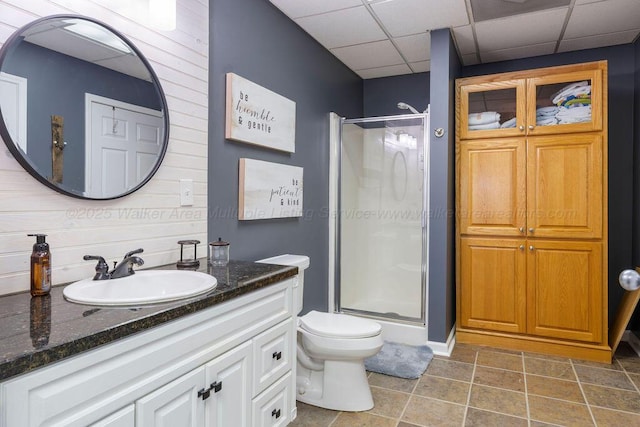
[0,15,169,199]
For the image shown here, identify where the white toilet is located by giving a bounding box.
[257,254,383,412]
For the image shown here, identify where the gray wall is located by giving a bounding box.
[427,28,460,343]
[363,73,429,117]
[208,0,362,313]
[3,41,161,191]
[464,45,636,327]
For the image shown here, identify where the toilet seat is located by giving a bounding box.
[299,311,381,339]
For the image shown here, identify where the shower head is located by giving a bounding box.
[397,102,420,115]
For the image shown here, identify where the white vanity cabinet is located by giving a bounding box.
[0,278,296,427]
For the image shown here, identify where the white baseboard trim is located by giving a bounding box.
[429,326,456,357]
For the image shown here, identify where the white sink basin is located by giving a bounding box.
[63,270,217,306]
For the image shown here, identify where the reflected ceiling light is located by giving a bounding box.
[63,19,132,54]
[149,0,176,31]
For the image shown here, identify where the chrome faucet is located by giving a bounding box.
[84,248,144,280]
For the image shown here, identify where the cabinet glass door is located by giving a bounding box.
[458,80,526,139]
[526,68,603,135]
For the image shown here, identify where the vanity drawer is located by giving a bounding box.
[252,319,293,396]
[252,372,291,427]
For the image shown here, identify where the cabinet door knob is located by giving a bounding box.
[528,125,534,130]
[519,125,525,131]
[529,245,535,251]
[528,227,535,233]
[519,245,525,251]
[519,227,525,233]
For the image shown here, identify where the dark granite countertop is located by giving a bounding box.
[0,260,297,382]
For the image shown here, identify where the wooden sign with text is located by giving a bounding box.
[238,158,303,220]
[226,73,296,152]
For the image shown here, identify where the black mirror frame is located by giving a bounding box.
[0,14,170,200]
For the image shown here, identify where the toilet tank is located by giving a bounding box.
[256,254,310,314]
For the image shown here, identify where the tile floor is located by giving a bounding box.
[289,342,640,427]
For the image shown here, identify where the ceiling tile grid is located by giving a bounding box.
[369,0,469,38]
[474,8,568,52]
[268,0,640,80]
[294,6,387,49]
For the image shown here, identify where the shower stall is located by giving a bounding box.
[333,111,430,344]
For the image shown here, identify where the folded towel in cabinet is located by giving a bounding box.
[536,116,558,126]
[468,111,500,125]
[500,117,517,128]
[536,106,558,117]
[469,121,500,130]
[563,97,591,108]
[550,81,588,100]
[552,82,591,106]
[556,105,591,123]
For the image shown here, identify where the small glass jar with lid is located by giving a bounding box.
[209,238,229,266]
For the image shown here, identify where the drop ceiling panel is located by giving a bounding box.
[357,63,413,79]
[559,29,640,52]
[269,0,362,19]
[410,60,430,73]
[295,6,386,48]
[564,0,640,39]
[394,33,430,63]
[481,42,556,63]
[575,0,611,5]
[453,25,476,55]
[470,0,570,22]
[370,0,469,38]
[331,39,404,70]
[475,9,567,52]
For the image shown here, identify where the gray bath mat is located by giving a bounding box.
[365,341,433,379]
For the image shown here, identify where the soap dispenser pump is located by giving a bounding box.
[28,234,51,296]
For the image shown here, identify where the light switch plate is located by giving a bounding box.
[179,179,194,206]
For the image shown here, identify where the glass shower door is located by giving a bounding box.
[338,115,427,323]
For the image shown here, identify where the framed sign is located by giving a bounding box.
[226,73,296,153]
[239,158,303,220]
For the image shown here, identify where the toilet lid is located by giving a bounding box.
[299,311,382,339]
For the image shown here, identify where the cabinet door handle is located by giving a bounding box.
[272,351,282,360]
[198,388,211,400]
[528,227,535,233]
[272,409,281,419]
[529,245,535,251]
[198,381,222,400]
[528,125,534,130]
[519,227,525,233]
[519,245,525,251]
[519,125,524,131]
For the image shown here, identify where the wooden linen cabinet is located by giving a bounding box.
[455,61,610,362]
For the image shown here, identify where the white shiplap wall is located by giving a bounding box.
[0,0,208,295]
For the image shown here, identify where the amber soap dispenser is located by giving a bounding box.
[28,234,51,296]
